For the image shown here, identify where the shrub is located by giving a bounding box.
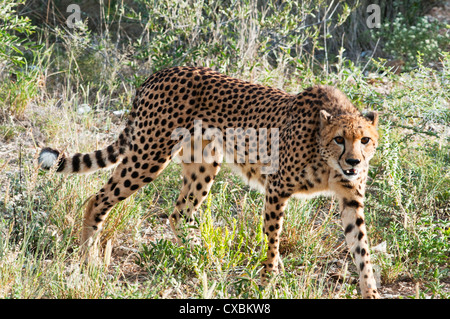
[0,0,41,118]
[372,13,449,70]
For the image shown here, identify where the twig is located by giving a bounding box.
[395,123,440,138]
[361,38,380,75]
[263,3,339,54]
[19,142,22,185]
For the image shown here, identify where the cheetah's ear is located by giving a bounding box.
[319,110,333,129]
[365,111,378,126]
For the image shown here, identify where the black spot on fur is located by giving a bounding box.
[344,198,363,209]
[345,224,354,234]
[83,154,92,168]
[150,165,160,173]
[143,177,153,183]
[96,150,106,168]
[72,153,81,172]
[356,217,364,226]
[56,158,66,172]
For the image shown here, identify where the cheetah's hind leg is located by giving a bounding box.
[80,150,173,263]
[170,160,221,246]
[169,137,223,246]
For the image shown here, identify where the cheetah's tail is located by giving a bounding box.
[38,127,132,175]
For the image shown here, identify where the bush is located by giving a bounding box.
[0,0,42,118]
[0,0,35,68]
[373,12,449,70]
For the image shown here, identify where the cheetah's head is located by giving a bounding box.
[319,110,379,181]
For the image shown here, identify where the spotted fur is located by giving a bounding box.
[38,66,380,298]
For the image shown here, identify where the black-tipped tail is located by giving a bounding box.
[38,147,66,171]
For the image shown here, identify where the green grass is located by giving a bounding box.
[0,0,449,299]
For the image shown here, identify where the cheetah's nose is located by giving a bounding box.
[345,158,361,166]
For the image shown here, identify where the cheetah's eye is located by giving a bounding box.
[334,136,344,144]
[361,137,370,144]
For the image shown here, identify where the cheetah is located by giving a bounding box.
[38,66,380,299]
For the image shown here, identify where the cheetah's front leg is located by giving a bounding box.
[336,190,380,299]
[260,187,290,285]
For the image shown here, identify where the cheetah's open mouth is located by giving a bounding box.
[343,168,359,176]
